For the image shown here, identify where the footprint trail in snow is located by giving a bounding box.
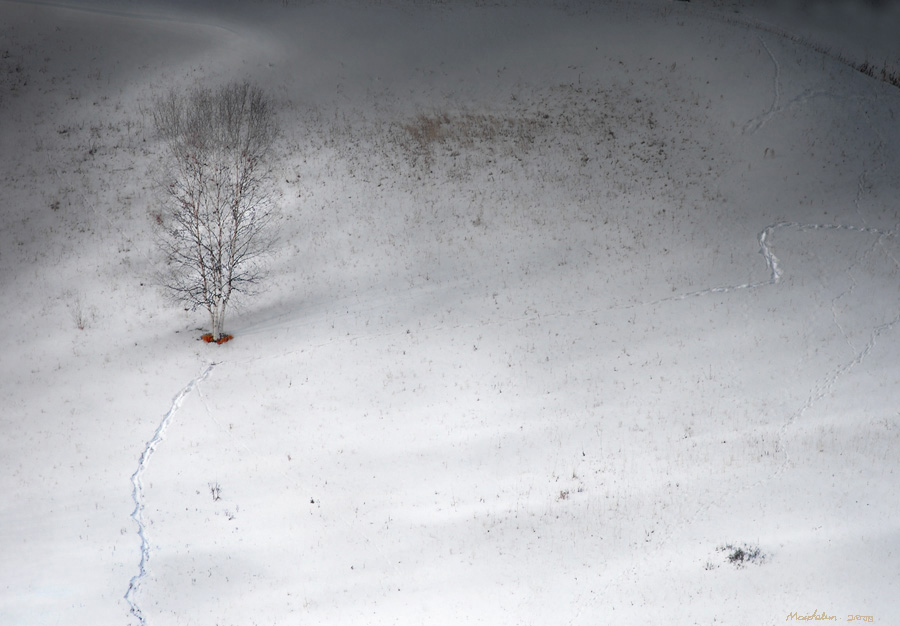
[591,219,897,611]
[125,362,217,625]
[652,221,893,305]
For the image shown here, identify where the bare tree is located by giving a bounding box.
[152,81,278,340]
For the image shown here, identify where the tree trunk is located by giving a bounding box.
[210,308,223,340]
[209,299,227,340]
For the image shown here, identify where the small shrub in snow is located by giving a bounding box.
[717,542,766,568]
[69,293,92,331]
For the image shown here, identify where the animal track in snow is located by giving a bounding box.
[593,218,897,609]
[125,362,216,626]
[741,38,876,137]
[743,36,781,135]
[663,220,896,481]
[639,221,892,310]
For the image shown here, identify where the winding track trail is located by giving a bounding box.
[125,362,217,626]
[637,221,892,306]
[581,33,898,612]
[576,217,898,622]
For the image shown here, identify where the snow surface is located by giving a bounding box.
[1,0,899,624]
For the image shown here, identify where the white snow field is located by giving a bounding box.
[1,0,899,624]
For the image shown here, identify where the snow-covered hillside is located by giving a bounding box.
[1,1,898,624]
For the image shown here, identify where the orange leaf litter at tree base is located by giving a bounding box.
[201,333,234,345]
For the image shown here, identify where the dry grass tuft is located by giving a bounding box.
[397,109,550,166]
